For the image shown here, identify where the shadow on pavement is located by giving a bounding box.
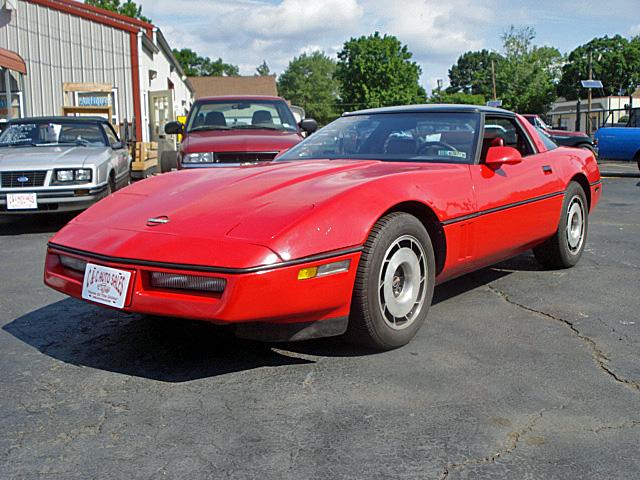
[0,212,76,236]
[4,253,539,382]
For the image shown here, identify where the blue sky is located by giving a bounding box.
[140,0,640,91]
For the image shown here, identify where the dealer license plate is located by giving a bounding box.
[82,263,132,309]
[7,193,38,210]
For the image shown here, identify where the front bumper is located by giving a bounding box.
[0,185,108,214]
[44,244,361,332]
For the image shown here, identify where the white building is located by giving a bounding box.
[547,92,639,134]
[0,0,193,149]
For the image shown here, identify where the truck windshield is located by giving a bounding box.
[186,100,298,133]
[0,121,107,147]
[278,112,480,164]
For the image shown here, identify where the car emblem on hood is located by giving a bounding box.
[17,176,29,183]
[146,216,170,226]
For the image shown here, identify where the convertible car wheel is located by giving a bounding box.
[348,212,435,350]
[533,181,588,268]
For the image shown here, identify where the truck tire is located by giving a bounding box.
[160,150,178,173]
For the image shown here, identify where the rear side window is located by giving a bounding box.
[534,127,558,151]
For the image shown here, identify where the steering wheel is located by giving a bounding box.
[416,141,458,156]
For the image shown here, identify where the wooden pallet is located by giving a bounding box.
[131,142,159,179]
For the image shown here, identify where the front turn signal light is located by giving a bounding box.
[297,260,351,280]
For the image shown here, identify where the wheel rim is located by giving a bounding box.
[377,235,427,330]
[566,195,585,253]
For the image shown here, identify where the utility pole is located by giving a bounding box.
[587,51,592,134]
[491,59,497,101]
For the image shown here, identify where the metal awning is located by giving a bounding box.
[0,47,26,74]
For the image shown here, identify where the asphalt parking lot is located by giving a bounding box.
[1,174,639,479]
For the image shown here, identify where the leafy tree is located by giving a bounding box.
[557,35,640,100]
[85,0,150,23]
[255,60,271,76]
[278,51,340,125]
[336,32,425,109]
[172,48,239,77]
[496,26,563,113]
[429,90,485,105]
[447,49,503,99]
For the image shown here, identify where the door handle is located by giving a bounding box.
[542,165,553,174]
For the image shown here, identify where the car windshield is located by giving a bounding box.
[278,112,480,164]
[186,99,298,133]
[0,121,107,147]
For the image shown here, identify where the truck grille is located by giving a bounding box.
[215,152,278,164]
[1,171,48,188]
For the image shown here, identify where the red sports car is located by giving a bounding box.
[44,105,601,350]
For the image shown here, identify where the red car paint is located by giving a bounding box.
[177,95,304,169]
[44,106,601,337]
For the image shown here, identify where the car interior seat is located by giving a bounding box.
[480,134,505,162]
[385,136,416,154]
[205,111,227,127]
[252,110,273,125]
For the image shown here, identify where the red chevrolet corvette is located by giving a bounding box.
[44,105,601,350]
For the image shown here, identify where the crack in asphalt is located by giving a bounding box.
[486,284,640,394]
[438,410,547,479]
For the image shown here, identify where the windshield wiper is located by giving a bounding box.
[231,124,285,131]
[188,125,231,132]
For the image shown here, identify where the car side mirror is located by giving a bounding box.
[299,118,318,134]
[485,146,522,168]
[165,121,184,135]
[111,141,124,150]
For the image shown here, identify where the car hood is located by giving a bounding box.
[182,130,302,153]
[0,145,108,169]
[51,160,454,268]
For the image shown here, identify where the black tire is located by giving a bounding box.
[635,152,640,172]
[578,143,596,155]
[347,212,436,350]
[107,174,116,195]
[160,150,178,173]
[533,181,588,269]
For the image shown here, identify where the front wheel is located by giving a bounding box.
[533,181,588,268]
[347,212,435,350]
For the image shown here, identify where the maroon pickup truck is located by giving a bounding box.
[164,95,317,168]
[523,114,596,153]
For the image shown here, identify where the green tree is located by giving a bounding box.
[278,52,340,125]
[496,26,563,113]
[447,49,503,99]
[336,32,425,109]
[255,60,271,76]
[172,48,239,77]
[429,90,485,105]
[85,0,150,23]
[557,35,640,100]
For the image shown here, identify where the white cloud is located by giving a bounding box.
[142,0,637,93]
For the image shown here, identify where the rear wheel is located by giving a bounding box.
[533,181,588,268]
[347,212,435,350]
[635,151,640,172]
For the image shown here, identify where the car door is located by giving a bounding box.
[102,123,129,183]
[469,114,565,265]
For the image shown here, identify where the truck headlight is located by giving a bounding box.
[183,152,215,163]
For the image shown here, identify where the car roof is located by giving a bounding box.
[196,95,285,102]
[7,116,109,124]
[343,104,516,117]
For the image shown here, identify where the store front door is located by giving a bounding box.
[149,90,174,153]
